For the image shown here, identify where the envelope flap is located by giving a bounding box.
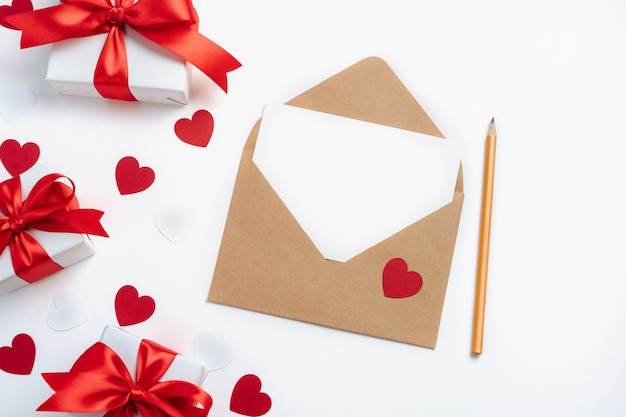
[243,56,462,193]
[287,57,444,137]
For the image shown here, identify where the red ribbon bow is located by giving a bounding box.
[6,0,241,101]
[0,173,108,283]
[38,339,213,417]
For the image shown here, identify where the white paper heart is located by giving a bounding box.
[46,290,88,332]
[154,206,195,244]
[193,332,234,371]
[0,83,36,121]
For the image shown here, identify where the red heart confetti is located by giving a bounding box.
[0,138,40,177]
[0,333,36,375]
[382,258,423,298]
[0,0,33,30]
[114,285,156,326]
[115,156,155,195]
[174,109,214,147]
[230,374,272,416]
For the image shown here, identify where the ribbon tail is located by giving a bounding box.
[37,374,76,412]
[94,25,137,101]
[38,372,132,412]
[10,233,63,283]
[137,27,241,93]
[148,381,213,417]
[29,209,109,237]
[135,401,169,417]
[38,342,135,413]
[103,403,137,417]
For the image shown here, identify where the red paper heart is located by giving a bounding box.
[115,156,155,195]
[114,285,156,326]
[230,374,272,417]
[382,258,423,298]
[0,333,36,375]
[0,0,33,30]
[174,109,214,147]
[0,138,40,177]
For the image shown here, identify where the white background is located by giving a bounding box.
[1,0,625,415]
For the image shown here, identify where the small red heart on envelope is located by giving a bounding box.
[0,0,33,30]
[115,156,155,195]
[230,374,272,416]
[115,285,156,326]
[382,258,423,298]
[0,333,36,375]
[174,109,214,147]
[0,139,40,177]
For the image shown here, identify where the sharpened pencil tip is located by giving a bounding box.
[488,118,496,136]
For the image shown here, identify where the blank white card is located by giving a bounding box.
[252,104,460,262]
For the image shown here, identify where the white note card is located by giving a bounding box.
[252,104,460,262]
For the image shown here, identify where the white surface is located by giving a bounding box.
[253,104,459,262]
[1,0,625,415]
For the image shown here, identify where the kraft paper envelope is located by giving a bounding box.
[208,57,464,348]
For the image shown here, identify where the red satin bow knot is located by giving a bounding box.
[38,340,213,417]
[5,0,241,101]
[8,215,25,233]
[0,173,108,283]
[130,387,148,402]
[108,6,125,25]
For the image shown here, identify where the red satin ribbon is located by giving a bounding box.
[5,0,241,101]
[38,339,213,417]
[0,173,108,283]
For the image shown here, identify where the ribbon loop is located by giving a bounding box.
[6,0,241,101]
[0,173,108,283]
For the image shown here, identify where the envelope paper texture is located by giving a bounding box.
[208,57,464,348]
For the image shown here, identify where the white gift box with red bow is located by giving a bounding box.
[0,164,96,294]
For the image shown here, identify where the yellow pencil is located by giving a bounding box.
[472,118,497,355]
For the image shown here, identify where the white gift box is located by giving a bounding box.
[74,325,209,417]
[47,28,191,105]
[0,164,97,294]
